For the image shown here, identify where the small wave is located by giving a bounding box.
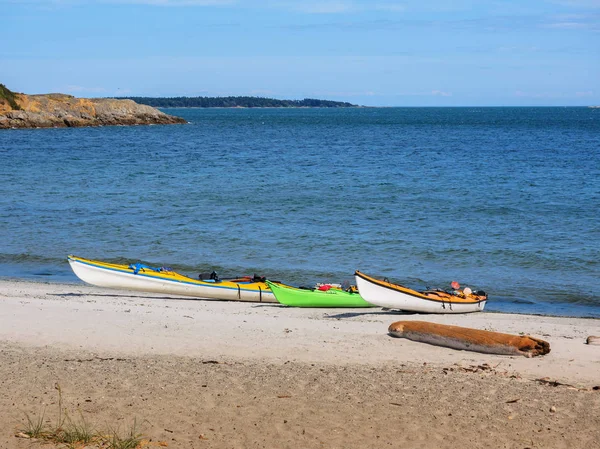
[508,298,536,305]
[0,253,65,265]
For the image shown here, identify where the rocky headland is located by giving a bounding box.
[0,84,187,129]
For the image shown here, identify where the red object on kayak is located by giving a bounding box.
[318,285,332,291]
[451,281,460,290]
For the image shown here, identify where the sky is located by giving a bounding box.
[1,0,599,106]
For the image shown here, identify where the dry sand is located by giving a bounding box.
[1,279,599,448]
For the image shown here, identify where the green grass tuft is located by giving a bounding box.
[21,407,48,438]
[19,384,146,448]
[58,411,96,446]
[103,419,145,449]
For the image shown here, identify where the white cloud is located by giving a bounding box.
[544,21,589,28]
[249,89,278,96]
[271,0,405,14]
[515,90,560,98]
[278,1,355,13]
[542,12,600,29]
[64,85,109,93]
[13,0,404,10]
[62,85,134,96]
[16,0,237,5]
[373,2,406,12]
[498,46,540,53]
[111,0,235,4]
[431,90,452,97]
[515,90,597,100]
[308,89,376,97]
[551,1,600,8]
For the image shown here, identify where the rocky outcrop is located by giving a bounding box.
[0,91,187,129]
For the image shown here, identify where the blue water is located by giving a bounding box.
[1,107,599,317]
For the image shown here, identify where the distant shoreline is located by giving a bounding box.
[117,96,359,108]
[154,105,595,109]
[155,105,363,108]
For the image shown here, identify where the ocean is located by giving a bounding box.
[1,107,598,317]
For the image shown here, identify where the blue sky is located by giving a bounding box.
[2,0,599,106]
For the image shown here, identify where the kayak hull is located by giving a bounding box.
[266,280,375,308]
[355,271,486,314]
[68,255,276,303]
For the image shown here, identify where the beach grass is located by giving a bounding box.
[103,419,145,449]
[57,412,96,446]
[22,407,47,439]
[18,384,145,448]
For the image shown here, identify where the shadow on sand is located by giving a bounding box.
[50,292,282,305]
[323,309,418,319]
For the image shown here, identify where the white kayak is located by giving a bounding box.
[68,255,277,303]
[355,270,487,314]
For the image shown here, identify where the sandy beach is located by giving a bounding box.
[1,279,599,448]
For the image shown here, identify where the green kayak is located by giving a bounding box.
[266,280,376,308]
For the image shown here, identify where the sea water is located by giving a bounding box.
[0,107,598,317]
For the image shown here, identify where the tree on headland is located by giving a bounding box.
[0,84,22,110]
[117,96,358,108]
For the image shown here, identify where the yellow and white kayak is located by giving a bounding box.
[355,270,487,314]
[68,255,277,303]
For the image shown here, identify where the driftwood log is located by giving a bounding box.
[586,336,600,345]
[388,321,550,358]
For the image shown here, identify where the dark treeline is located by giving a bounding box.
[117,96,358,108]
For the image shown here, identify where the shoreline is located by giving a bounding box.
[1,279,599,448]
[1,278,599,384]
[2,275,599,320]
